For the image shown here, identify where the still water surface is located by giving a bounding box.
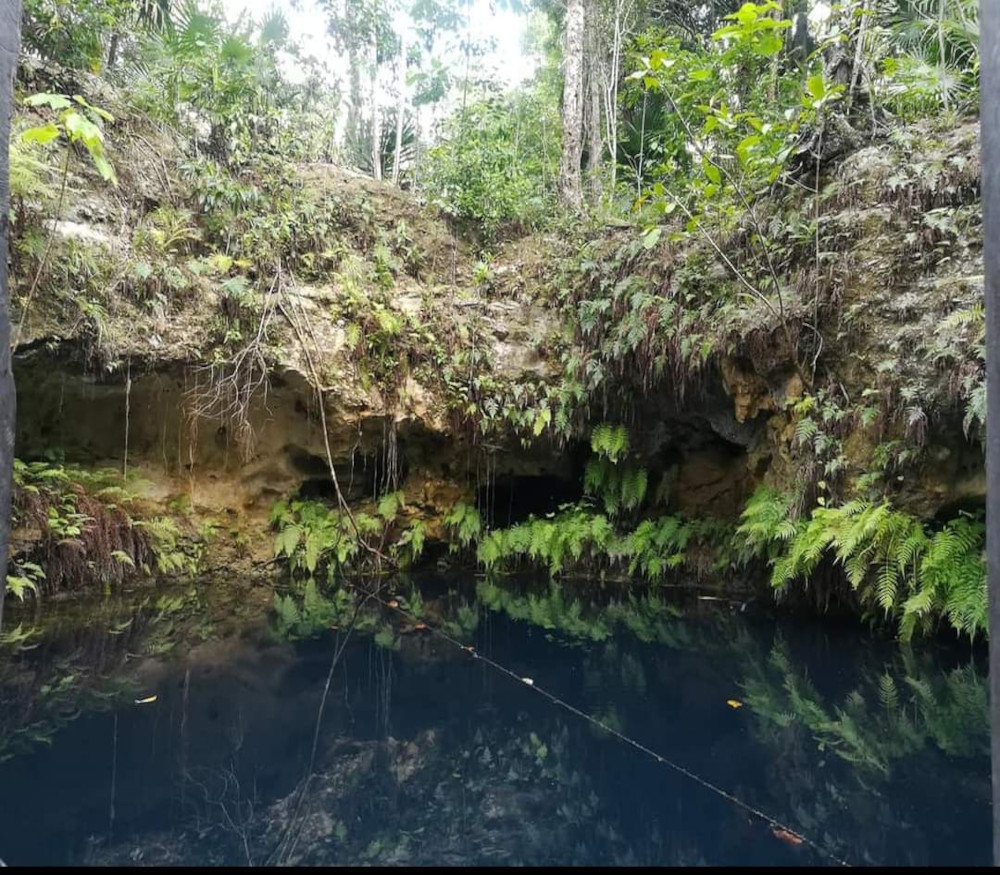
[0,576,990,866]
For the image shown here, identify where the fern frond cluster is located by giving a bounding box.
[590,423,630,463]
[570,256,717,405]
[9,458,200,594]
[737,487,986,639]
[475,503,723,582]
[583,457,649,516]
[443,501,482,549]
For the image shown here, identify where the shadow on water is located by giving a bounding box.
[0,572,990,866]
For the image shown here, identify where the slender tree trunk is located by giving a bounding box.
[347,42,363,160]
[602,0,631,196]
[938,0,949,112]
[560,0,586,208]
[412,111,421,191]
[461,3,472,117]
[392,29,407,186]
[635,89,647,197]
[586,0,602,204]
[767,0,783,104]
[0,0,22,633]
[107,32,120,72]
[370,29,382,180]
[847,0,869,111]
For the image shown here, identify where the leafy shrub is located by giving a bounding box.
[424,91,559,242]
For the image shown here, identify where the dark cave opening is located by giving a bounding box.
[289,444,411,504]
[476,472,586,529]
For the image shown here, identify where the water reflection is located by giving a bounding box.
[0,574,990,866]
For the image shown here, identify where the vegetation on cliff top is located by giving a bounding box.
[5,0,988,641]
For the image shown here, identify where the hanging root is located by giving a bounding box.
[185,267,282,462]
[278,292,394,568]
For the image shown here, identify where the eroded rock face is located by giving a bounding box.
[11,340,577,532]
[8,89,987,540]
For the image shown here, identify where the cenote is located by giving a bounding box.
[0,574,989,867]
[2,1,997,867]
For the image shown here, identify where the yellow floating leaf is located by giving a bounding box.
[134,695,157,705]
[726,699,743,709]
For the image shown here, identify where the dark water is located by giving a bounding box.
[0,576,991,866]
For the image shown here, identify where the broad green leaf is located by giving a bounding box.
[806,73,826,101]
[92,153,118,185]
[702,158,721,185]
[533,407,551,436]
[736,135,762,164]
[755,32,784,56]
[21,123,60,145]
[64,111,102,149]
[24,92,71,110]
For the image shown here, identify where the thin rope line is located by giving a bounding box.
[347,582,853,868]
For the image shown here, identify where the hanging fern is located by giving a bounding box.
[473,503,723,583]
[270,499,385,579]
[583,457,648,516]
[443,502,482,551]
[737,488,986,640]
[590,423,630,463]
[735,488,802,565]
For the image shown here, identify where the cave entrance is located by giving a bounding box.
[290,445,410,505]
[476,472,584,529]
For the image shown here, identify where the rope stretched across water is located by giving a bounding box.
[348,582,853,868]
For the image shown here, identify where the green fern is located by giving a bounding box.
[738,488,987,640]
[590,423,630,463]
[735,488,802,564]
[583,457,648,516]
[472,503,721,583]
[269,498,389,579]
[444,501,482,550]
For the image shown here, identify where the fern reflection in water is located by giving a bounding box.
[742,642,988,779]
[475,578,692,648]
[271,580,373,642]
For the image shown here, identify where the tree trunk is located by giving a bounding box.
[370,30,382,181]
[392,29,407,186]
[560,0,586,208]
[346,42,363,161]
[767,0,784,104]
[107,32,120,72]
[586,0,602,204]
[413,111,421,191]
[0,0,22,633]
